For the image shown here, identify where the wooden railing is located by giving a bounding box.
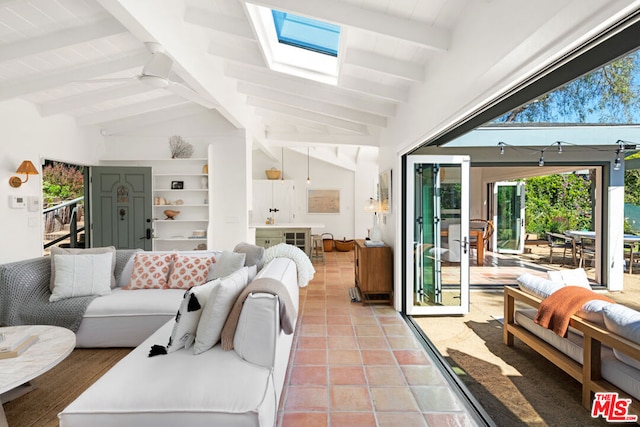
[43,196,85,249]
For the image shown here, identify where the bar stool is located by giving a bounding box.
[311,234,325,264]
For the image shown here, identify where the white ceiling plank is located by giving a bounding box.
[0,49,149,100]
[339,75,409,103]
[266,132,379,147]
[344,48,425,81]
[225,63,397,117]
[40,81,154,116]
[184,6,255,40]
[0,17,127,62]
[207,39,264,67]
[238,81,387,127]
[250,98,368,134]
[99,103,208,135]
[243,0,450,51]
[75,95,188,126]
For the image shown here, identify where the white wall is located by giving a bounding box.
[0,99,103,264]
[101,110,250,251]
[252,147,378,240]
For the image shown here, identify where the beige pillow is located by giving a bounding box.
[50,246,116,291]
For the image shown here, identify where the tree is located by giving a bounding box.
[42,161,84,206]
[494,51,640,123]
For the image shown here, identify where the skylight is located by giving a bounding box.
[271,10,340,57]
[246,4,341,85]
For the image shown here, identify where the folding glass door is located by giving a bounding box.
[493,182,526,254]
[406,155,470,315]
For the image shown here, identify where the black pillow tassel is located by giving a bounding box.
[149,344,167,357]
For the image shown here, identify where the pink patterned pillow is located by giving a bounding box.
[123,253,174,290]
[166,254,216,289]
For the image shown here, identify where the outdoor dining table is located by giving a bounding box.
[564,230,640,265]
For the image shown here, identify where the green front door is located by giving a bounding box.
[90,166,152,250]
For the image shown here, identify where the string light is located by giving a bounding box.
[538,151,545,167]
[614,149,622,171]
[556,141,563,154]
[498,141,505,155]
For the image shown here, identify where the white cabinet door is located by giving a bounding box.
[252,180,294,224]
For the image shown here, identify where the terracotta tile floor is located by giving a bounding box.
[277,250,478,427]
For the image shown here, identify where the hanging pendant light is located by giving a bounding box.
[306,147,311,185]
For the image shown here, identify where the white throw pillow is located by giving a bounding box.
[603,304,640,370]
[547,268,591,289]
[193,267,249,354]
[516,274,564,300]
[50,246,116,290]
[50,253,113,302]
[166,279,221,353]
[209,250,246,280]
[576,299,614,326]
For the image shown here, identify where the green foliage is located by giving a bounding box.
[494,51,640,123]
[524,174,592,235]
[42,162,84,206]
[625,169,640,205]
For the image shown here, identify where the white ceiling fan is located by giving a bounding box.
[81,42,216,109]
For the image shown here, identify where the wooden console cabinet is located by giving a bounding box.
[355,239,393,304]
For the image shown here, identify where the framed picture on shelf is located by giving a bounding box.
[307,189,340,214]
[171,181,184,190]
[379,169,391,213]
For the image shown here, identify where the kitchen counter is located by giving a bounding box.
[250,223,324,229]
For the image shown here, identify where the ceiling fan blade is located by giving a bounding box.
[166,81,217,109]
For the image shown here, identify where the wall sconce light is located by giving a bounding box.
[9,160,39,188]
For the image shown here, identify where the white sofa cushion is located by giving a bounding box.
[50,253,113,302]
[209,251,246,280]
[517,274,564,299]
[547,268,591,289]
[193,267,249,354]
[603,304,640,370]
[59,320,277,427]
[50,246,116,290]
[517,273,612,326]
[166,279,220,353]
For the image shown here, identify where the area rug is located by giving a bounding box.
[3,348,130,427]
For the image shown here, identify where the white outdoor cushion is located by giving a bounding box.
[547,268,591,289]
[516,274,564,299]
[193,267,249,354]
[166,279,221,353]
[603,304,640,370]
[50,253,113,302]
[576,299,613,326]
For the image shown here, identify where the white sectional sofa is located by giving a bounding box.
[0,243,310,427]
[58,256,299,427]
[504,269,640,417]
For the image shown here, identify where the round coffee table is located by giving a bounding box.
[0,325,75,427]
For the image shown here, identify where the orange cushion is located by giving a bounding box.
[166,254,216,289]
[123,253,174,290]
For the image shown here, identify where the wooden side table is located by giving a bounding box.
[354,239,393,304]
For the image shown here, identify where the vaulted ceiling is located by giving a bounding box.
[1,0,639,165]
